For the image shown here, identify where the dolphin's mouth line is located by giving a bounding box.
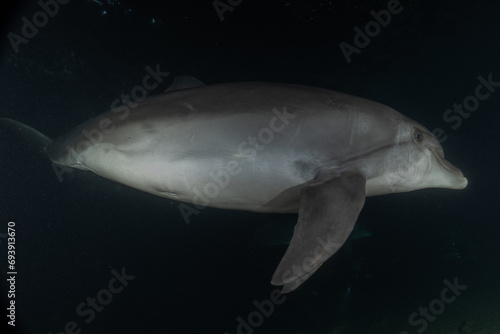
[431,149,464,177]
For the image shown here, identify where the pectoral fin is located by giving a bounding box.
[271,171,366,293]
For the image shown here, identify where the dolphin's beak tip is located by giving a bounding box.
[454,176,468,189]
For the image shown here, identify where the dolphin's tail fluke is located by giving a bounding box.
[0,118,52,153]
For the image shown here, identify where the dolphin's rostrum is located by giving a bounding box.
[1,78,468,293]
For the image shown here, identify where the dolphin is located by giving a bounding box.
[248,221,372,254]
[1,77,468,293]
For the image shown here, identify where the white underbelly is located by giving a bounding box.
[78,144,304,211]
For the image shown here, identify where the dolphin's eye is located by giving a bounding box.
[414,129,423,142]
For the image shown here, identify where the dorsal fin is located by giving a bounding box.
[165,76,205,93]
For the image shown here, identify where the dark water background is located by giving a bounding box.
[0,0,499,333]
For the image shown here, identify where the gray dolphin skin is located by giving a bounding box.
[1,78,468,293]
